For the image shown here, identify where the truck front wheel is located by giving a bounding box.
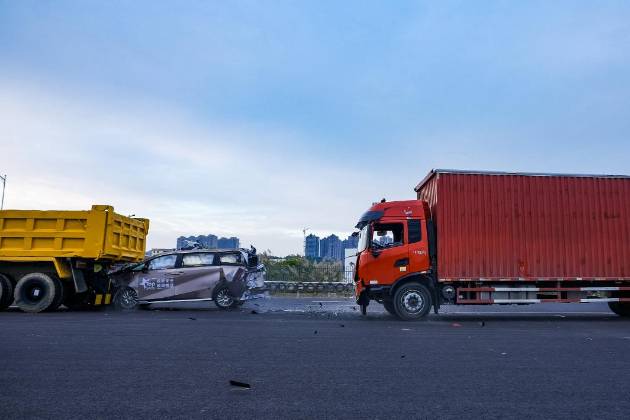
[14,273,59,313]
[608,302,630,317]
[393,283,432,321]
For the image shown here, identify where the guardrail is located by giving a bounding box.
[265,281,355,294]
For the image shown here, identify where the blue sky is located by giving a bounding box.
[1,1,630,255]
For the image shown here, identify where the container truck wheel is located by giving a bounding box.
[608,302,630,317]
[14,273,59,313]
[382,300,396,316]
[393,283,432,321]
[0,274,14,311]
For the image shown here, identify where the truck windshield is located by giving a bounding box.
[357,225,370,252]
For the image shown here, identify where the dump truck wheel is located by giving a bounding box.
[0,274,14,311]
[14,273,58,313]
[214,287,237,310]
[393,282,432,321]
[45,276,65,312]
[608,302,630,317]
[382,300,396,316]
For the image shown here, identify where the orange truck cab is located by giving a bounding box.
[354,199,438,320]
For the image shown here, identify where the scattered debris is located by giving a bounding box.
[401,355,406,359]
[401,328,411,331]
[314,330,318,335]
[188,317,197,321]
[554,314,566,318]
[229,380,251,389]
[500,352,507,356]
[339,324,345,328]
[479,321,485,327]
[451,323,462,328]
[586,337,593,341]
[319,302,323,307]
[250,310,258,315]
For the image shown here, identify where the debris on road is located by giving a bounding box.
[188,317,197,321]
[229,380,251,389]
[251,310,258,314]
[451,323,462,328]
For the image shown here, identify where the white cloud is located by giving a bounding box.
[0,77,381,255]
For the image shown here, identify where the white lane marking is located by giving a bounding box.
[441,311,610,315]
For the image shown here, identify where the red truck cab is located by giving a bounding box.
[354,199,437,320]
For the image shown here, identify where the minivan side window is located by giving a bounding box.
[147,255,177,270]
[182,253,216,267]
[219,253,242,265]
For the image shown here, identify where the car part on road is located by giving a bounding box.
[14,273,60,313]
[113,287,139,311]
[608,302,630,317]
[214,287,237,310]
[0,273,14,311]
[393,283,432,321]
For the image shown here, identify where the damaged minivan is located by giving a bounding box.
[109,248,266,310]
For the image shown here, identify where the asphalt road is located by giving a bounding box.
[1,298,630,419]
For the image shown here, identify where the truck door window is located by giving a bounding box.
[182,253,216,267]
[147,255,177,270]
[371,223,404,249]
[408,219,422,243]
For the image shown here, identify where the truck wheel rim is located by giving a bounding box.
[401,290,424,313]
[216,289,233,307]
[120,288,138,309]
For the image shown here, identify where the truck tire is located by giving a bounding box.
[45,276,65,312]
[382,300,396,316]
[214,286,237,310]
[14,273,59,313]
[393,282,432,321]
[608,302,630,317]
[0,274,14,311]
[113,287,139,311]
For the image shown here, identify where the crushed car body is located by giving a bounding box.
[109,247,266,310]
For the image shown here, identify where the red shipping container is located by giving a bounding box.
[415,170,630,282]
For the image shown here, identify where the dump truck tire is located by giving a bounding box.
[608,302,630,317]
[14,273,58,313]
[0,274,14,311]
[45,276,65,312]
[393,282,432,321]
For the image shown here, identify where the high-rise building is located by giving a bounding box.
[320,234,343,261]
[177,234,237,250]
[305,234,320,259]
[218,236,240,249]
[342,234,359,250]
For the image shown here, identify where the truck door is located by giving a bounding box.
[407,219,430,274]
[358,221,409,286]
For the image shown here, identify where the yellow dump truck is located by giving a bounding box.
[0,205,149,312]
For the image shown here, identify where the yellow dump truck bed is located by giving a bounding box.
[0,205,149,262]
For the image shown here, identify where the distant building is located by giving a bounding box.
[177,234,238,250]
[147,248,176,257]
[320,234,343,261]
[305,234,320,259]
[218,236,240,249]
[342,234,359,250]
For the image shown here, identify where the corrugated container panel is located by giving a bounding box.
[416,170,630,281]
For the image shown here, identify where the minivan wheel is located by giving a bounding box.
[0,274,14,311]
[113,287,139,311]
[393,283,432,321]
[214,287,237,310]
[608,302,630,317]
[14,273,59,313]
